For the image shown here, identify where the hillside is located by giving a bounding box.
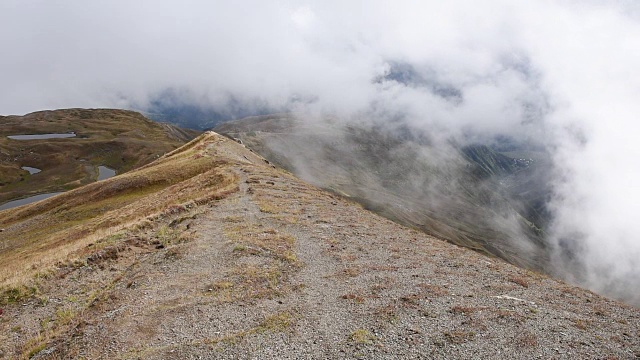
[0,108,200,206]
[0,132,638,359]
[215,115,551,272]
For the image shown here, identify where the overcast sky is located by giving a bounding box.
[2,0,640,300]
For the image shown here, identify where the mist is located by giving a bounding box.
[2,0,640,303]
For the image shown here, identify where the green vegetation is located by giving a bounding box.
[0,284,38,306]
[54,308,76,327]
[156,225,181,246]
[258,312,293,332]
[0,108,200,205]
[349,329,376,344]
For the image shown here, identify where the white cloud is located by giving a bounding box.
[291,6,315,29]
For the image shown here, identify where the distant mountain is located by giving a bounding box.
[462,145,526,177]
[141,90,278,130]
[142,104,228,130]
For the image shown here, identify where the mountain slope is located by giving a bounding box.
[215,115,551,272]
[0,108,200,205]
[0,131,638,359]
[0,132,238,291]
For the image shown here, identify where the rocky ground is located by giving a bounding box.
[1,133,639,359]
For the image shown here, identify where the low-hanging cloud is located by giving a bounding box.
[2,0,640,303]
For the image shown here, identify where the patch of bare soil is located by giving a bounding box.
[1,134,639,359]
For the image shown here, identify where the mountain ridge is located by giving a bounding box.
[214,114,552,272]
[1,129,638,359]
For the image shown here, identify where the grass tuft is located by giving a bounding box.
[350,329,376,344]
[258,312,293,332]
[444,330,476,344]
[0,284,38,306]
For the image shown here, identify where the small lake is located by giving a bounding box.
[22,166,41,174]
[0,165,117,212]
[98,166,116,181]
[0,192,63,211]
[8,133,76,140]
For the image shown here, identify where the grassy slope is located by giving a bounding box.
[0,108,200,204]
[0,132,239,288]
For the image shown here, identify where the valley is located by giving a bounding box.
[0,108,199,206]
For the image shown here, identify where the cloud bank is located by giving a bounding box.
[2,0,640,302]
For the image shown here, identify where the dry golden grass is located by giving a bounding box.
[217,218,301,303]
[224,223,298,265]
[573,319,590,330]
[196,311,294,349]
[443,330,476,344]
[102,305,290,358]
[207,264,292,303]
[18,306,81,359]
[349,329,376,345]
[342,293,365,304]
[0,133,238,290]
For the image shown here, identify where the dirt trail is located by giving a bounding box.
[1,134,639,359]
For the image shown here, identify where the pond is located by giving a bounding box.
[0,165,117,211]
[98,166,116,181]
[0,192,63,211]
[21,166,41,174]
[8,133,76,140]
